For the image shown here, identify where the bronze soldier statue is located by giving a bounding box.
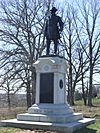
[45,7,64,55]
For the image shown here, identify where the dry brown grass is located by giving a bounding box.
[0,99,100,133]
[73,99,100,118]
[0,107,27,120]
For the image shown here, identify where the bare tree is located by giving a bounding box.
[0,0,58,108]
[61,4,87,105]
[0,0,47,108]
[60,0,100,106]
[0,67,19,110]
[76,0,100,106]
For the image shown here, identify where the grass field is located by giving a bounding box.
[74,119,100,133]
[0,98,100,133]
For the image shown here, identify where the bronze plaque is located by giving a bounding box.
[40,73,54,103]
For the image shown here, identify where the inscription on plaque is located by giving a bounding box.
[40,73,54,103]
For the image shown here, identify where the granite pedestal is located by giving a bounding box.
[0,55,95,133]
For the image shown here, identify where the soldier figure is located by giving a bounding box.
[45,7,64,55]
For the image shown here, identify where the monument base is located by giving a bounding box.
[0,56,95,132]
[0,104,95,133]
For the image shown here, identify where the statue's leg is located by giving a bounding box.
[54,39,59,54]
[46,39,51,55]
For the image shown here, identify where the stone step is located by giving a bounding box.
[28,104,74,115]
[17,113,83,123]
[28,107,73,115]
[0,118,95,133]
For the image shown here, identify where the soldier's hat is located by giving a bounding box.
[50,7,57,12]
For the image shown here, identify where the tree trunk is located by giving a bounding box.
[69,43,74,105]
[7,81,11,111]
[26,80,31,109]
[68,18,75,105]
[88,43,93,106]
[67,75,70,104]
[81,58,87,106]
[31,67,36,104]
[7,91,11,111]
[88,66,93,106]
[82,74,87,105]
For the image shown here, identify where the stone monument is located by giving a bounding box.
[0,7,95,133]
[0,55,95,133]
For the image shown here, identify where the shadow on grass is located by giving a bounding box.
[74,127,97,133]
